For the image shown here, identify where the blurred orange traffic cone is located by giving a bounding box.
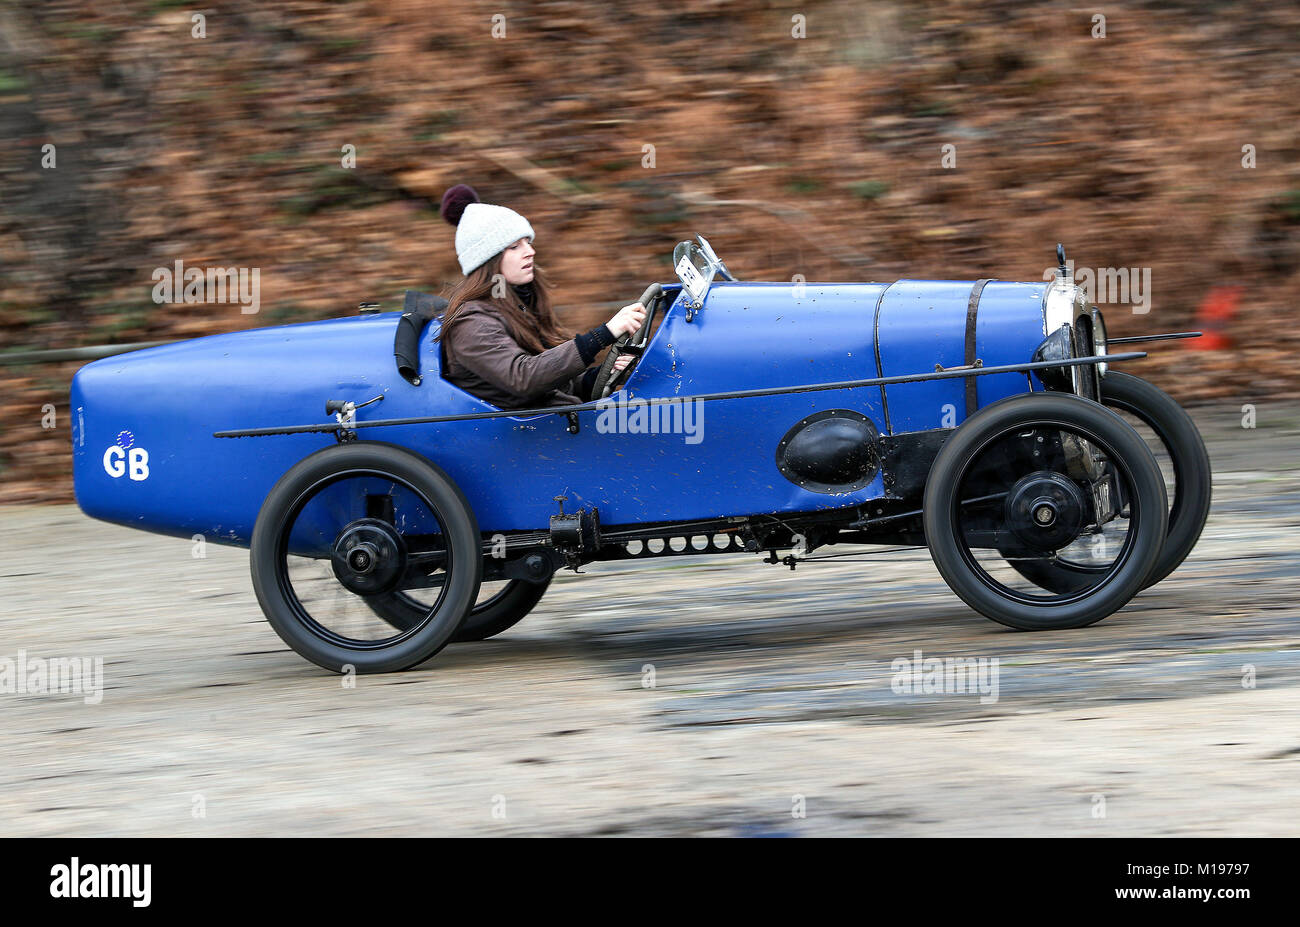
[1190,285,1241,350]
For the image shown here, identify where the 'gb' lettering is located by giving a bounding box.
[128,448,149,481]
[103,445,150,481]
[103,445,125,478]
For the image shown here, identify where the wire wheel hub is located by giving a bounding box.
[331,518,407,595]
[1005,470,1086,550]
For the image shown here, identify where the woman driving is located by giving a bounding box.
[436,185,647,410]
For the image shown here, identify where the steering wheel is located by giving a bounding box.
[593,283,663,400]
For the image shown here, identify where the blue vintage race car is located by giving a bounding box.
[70,239,1211,673]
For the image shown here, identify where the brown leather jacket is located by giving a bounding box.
[440,300,594,409]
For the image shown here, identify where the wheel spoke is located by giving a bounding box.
[278,472,453,647]
[956,423,1138,603]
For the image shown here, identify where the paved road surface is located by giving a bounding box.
[2,400,1297,835]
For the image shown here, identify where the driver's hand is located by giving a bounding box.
[611,353,634,374]
[608,302,647,338]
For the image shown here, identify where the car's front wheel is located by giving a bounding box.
[923,393,1168,631]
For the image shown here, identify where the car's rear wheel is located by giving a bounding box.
[1001,373,1211,593]
[250,442,481,673]
[924,393,1167,631]
[365,575,551,642]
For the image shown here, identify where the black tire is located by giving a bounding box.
[250,442,482,674]
[1004,373,1211,592]
[924,393,1168,631]
[366,575,551,642]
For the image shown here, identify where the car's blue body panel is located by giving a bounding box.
[875,280,978,433]
[874,279,1049,431]
[972,281,1053,406]
[71,278,1052,546]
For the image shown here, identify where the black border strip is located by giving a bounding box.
[872,282,894,434]
[964,278,994,416]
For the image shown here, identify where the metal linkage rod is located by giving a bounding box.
[1106,332,1201,345]
[214,351,1146,438]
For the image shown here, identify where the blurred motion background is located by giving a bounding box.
[1,0,1297,503]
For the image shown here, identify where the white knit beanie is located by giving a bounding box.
[451,201,535,275]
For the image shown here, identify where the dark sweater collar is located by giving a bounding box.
[511,282,535,310]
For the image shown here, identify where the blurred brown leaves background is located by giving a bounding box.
[1,0,1297,502]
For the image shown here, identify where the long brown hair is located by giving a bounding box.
[436,253,570,353]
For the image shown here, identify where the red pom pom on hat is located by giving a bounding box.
[440,184,480,226]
